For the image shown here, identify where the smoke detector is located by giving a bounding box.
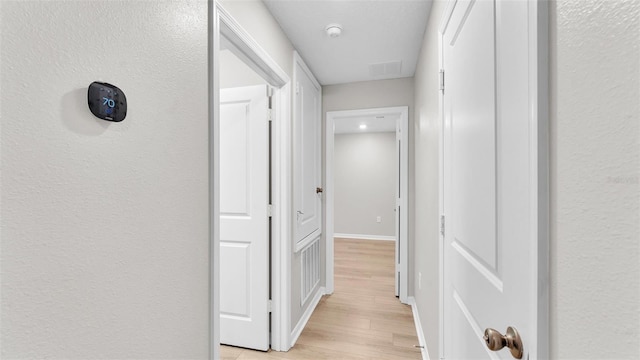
[325,24,343,38]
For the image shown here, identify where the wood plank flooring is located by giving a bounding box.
[221,238,421,360]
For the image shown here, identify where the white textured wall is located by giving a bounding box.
[0,1,209,358]
[412,1,441,358]
[220,50,265,89]
[334,132,396,237]
[323,78,415,113]
[550,0,639,358]
[219,0,294,79]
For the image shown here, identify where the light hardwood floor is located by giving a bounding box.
[221,238,421,360]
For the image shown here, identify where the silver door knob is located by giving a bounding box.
[483,326,523,359]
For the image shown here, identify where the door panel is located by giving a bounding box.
[443,0,539,359]
[451,293,491,359]
[220,85,269,351]
[220,242,250,317]
[220,100,250,216]
[294,55,322,246]
[449,0,497,269]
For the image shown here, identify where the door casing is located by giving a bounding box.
[325,106,409,303]
[437,0,550,358]
[210,2,293,358]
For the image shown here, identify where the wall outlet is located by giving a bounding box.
[419,272,422,290]
[376,216,381,223]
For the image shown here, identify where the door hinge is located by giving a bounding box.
[267,204,273,217]
[295,82,300,94]
[440,215,445,236]
[267,299,272,313]
[267,86,274,98]
[439,69,445,93]
[267,109,273,122]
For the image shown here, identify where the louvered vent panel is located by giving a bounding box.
[301,237,320,305]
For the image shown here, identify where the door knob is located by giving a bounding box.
[483,326,523,359]
[316,187,323,194]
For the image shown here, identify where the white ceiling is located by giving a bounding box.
[263,0,433,85]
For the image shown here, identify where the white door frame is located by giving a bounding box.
[437,0,550,358]
[210,2,292,358]
[325,106,409,303]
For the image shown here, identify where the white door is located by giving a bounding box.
[442,0,545,359]
[293,53,322,248]
[220,85,269,351]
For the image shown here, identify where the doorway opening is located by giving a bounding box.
[219,43,271,351]
[211,3,292,357]
[325,106,409,303]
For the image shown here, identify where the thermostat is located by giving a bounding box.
[88,81,127,122]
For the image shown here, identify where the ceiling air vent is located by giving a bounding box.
[369,60,402,78]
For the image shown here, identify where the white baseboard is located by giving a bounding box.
[408,296,430,360]
[333,233,396,241]
[290,286,325,348]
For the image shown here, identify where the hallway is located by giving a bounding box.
[221,238,421,359]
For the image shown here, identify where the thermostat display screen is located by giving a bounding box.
[88,81,127,122]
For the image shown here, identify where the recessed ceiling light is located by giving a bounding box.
[359,124,367,129]
[325,24,343,38]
